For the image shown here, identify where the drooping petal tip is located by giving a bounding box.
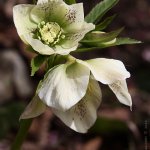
[53,78,102,133]
[109,80,132,107]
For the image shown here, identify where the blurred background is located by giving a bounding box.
[0,0,150,149]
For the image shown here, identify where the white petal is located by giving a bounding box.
[31,0,70,25]
[24,34,55,55]
[33,2,85,33]
[38,62,90,111]
[13,4,37,43]
[20,95,46,119]
[60,22,95,50]
[109,80,132,107]
[80,58,130,84]
[62,3,84,32]
[54,44,78,55]
[53,78,102,133]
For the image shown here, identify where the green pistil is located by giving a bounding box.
[34,21,65,46]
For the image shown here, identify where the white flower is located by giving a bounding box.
[13,0,95,55]
[21,56,132,133]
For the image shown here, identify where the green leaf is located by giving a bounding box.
[80,28,123,46]
[85,0,119,23]
[31,55,48,76]
[64,0,76,5]
[76,37,141,53]
[95,14,116,30]
[76,47,99,52]
[114,37,142,45]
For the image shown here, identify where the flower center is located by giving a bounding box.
[35,21,65,46]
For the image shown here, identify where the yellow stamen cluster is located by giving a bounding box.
[36,21,65,46]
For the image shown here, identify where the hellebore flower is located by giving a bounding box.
[21,56,132,133]
[13,0,95,55]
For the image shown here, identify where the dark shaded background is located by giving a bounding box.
[0,0,150,149]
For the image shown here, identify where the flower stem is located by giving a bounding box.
[64,0,76,5]
[11,119,33,150]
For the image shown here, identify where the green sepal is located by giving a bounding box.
[95,14,116,31]
[85,0,119,23]
[31,55,48,76]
